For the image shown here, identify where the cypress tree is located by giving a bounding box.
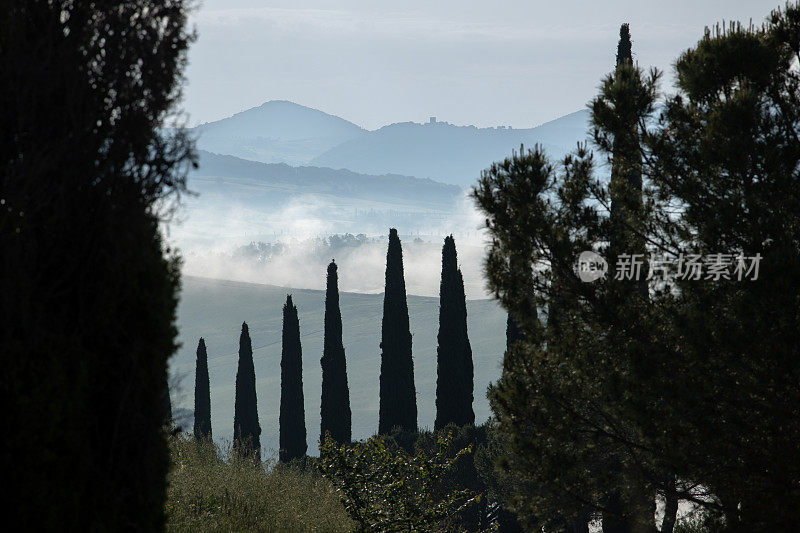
[280,295,308,462]
[194,338,212,441]
[606,22,648,300]
[599,24,652,533]
[320,261,352,445]
[616,23,632,66]
[435,235,474,430]
[378,228,418,434]
[233,322,261,461]
[505,247,539,353]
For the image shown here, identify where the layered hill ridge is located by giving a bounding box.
[193,100,590,186]
[193,150,459,209]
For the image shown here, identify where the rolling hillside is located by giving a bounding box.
[193,100,366,166]
[190,150,460,210]
[170,276,508,456]
[311,110,591,186]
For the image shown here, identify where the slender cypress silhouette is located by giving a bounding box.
[616,23,632,66]
[194,337,212,440]
[435,235,474,430]
[233,322,261,460]
[320,261,352,445]
[280,295,308,462]
[378,228,417,434]
[602,24,653,533]
[608,22,646,300]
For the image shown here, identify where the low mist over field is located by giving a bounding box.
[178,235,491,299]
[166,146,494,297]
[167,186,491,297]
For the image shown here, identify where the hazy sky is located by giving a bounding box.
[182,0,781,130]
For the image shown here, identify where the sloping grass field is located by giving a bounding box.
[170,276,508,456]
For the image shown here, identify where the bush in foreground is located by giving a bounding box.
[165,434,353,532]
[318,431,481,532]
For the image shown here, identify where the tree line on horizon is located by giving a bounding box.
[191,228,478,461]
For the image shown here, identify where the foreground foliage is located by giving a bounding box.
[166,435,353,532]
[473,3,800,531]
[317,431,481,532]
[2,0,194,528]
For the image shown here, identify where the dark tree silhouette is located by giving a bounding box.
[1,1,194,528]
[475,7,800,530]
[320,261,352,445]
[505,314,524,351]
[616,23,632,66]
[233,322,261,460]
[599,24,653,533]
[280,295,308,462]
[194,338,212,440]
[378,229,418,434]
[435,235,474,430]
[605,22,648,301]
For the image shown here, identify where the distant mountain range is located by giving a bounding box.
[192,101,592,187]
[311,111,591,186]
[193,100,365,167]
[176,101,595,249]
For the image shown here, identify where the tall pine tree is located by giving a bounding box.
[435,235,475,430]
[603,22,648,300]
[476,8,800,529]
[473,20,669,533]
[233,322,261,460]
[320,261,352,445]
[280,295,308,462]
[194,338,212,440]
[378,228,418,434]
[594,24,654,533]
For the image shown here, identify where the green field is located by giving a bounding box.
[170,275,508,456]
